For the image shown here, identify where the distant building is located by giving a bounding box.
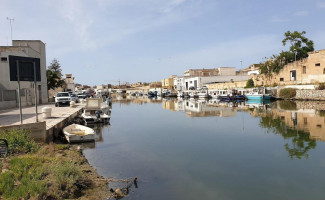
[0,40,48,108]
[162,75,177,90]
[252,49,325,86]
[217,67,236,76]
[64,74,75,92]
[184,68,219,77]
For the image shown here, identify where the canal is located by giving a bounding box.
[83,97,325,200]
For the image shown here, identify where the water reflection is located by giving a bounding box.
[83,96,325,199]
[121,97,325,159]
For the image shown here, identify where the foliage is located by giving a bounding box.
[316,82,325,90]
[259,31,314,75]
[47,58,65,90]
[279,101,297,110]
[245,79,254,88]
[0,129,39,154]
[279,88,297,99]
[282,30,314,60]
[0,155,48,199]
[48,58,63,78]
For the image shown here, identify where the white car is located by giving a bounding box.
[55,92,71,107]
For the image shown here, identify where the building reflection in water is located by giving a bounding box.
[111,96,325,159]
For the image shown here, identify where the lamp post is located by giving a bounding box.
[6,17,14,45]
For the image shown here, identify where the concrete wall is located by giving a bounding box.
[0,121,46,142]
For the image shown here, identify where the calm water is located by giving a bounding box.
[83,97,325,200]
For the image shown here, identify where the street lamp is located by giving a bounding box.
[6,17,14,45]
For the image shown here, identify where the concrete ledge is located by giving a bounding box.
[0,121,46,142]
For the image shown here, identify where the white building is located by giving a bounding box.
[173,76,184,91]
[0,40,48,109]
[183,75,250,90]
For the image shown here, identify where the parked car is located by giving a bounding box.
[69,93,79,103]
[55,92,71,107]
[77,93,86,99]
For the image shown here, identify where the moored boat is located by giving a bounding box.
[63,124,95,143]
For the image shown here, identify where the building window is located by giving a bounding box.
[323,68,325,74]
[190,81,192,83]
[280,78,284,81]
[1,57,7,61]
[315,63,320,67]
[304,117,308,125]
[303,66,306,74]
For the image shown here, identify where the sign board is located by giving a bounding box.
[9,56,41,81]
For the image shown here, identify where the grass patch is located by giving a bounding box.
[0,129,39,154]
[54,161,81,190]
[0,155,48,199]
[0,130,96,199]
[55,144,70,150]
[279,88,297,99]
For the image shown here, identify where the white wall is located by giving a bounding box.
[183,75,250,89]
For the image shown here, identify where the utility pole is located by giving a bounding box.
[6,17,14,45]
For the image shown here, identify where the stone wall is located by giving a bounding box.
[296,90,325,100]
[296,101,325,110]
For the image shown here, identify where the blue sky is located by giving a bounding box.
[1,0,325,86]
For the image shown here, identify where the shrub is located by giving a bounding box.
[0,129,39,154]
[245,79,255,88]
[316,82,325,90]
[279,88,297,99]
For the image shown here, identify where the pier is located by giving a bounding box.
[0,104,83,142]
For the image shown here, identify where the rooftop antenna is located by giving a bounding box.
[6,17,14,45]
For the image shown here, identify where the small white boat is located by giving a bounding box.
[63,124,95,143]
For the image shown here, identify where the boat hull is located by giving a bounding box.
[63,124,95,143]
[245,95,263,100]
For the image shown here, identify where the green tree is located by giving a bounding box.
[47,59,64,90]
[260,31,314,76]
[245,78,254,88]
[48,58,63,78]
[282,30,314,60]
